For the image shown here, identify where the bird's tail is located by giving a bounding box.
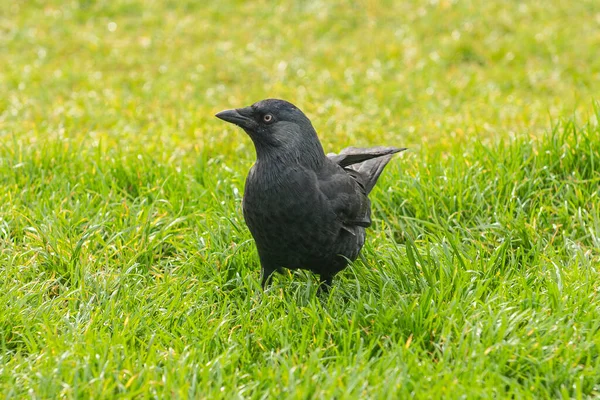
[328,146,407,194]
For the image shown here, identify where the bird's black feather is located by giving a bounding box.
[216,99,405,290]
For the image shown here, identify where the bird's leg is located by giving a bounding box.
[260,265,277,290]
[318,274,334,294]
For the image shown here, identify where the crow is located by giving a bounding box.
[216,99,405,290]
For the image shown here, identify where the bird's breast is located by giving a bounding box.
[243,166,323,221]
[242,165,338,251]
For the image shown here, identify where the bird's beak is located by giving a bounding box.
[215,107,256,130]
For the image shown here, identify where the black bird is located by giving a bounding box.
[216,99,405,290]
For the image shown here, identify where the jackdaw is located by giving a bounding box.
[216,99,405,290]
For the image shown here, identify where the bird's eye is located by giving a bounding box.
[263,114,273,123]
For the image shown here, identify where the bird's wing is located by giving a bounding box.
[328,146,407,194]
[327,146,406,168]
[317,166,372,230]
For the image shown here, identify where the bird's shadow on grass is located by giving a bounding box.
[255,258,409,310]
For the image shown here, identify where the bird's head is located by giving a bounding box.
[216,99,325,163]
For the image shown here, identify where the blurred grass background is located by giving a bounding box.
[3,0,599,155]
[1,0,600,398]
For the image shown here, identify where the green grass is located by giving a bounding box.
[2,0,600,398]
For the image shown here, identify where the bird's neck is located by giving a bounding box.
[256,139,326,170]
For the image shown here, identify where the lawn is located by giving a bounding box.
[1,0,600,398]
